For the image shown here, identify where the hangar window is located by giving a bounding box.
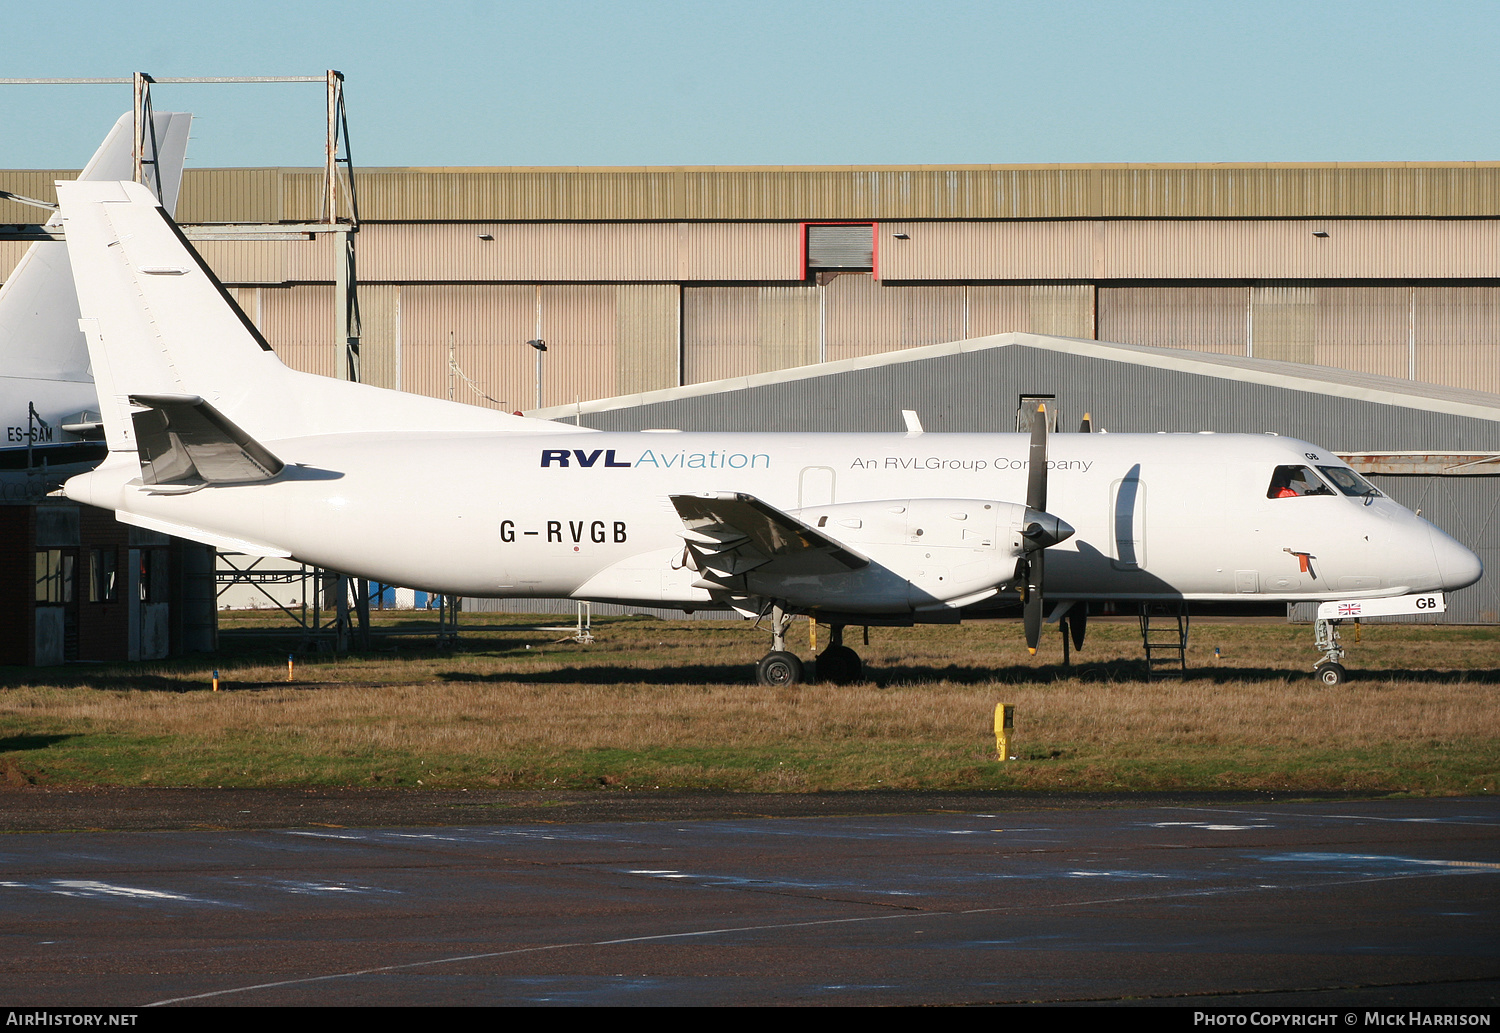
[1267,465,1335,499]
[90,548,118,603]
[805,223,875,274]
[34,550,74,604]
[1016,395,1059,432]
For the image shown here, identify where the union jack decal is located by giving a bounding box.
[1337,602,1363,616]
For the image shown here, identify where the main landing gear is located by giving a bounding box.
[754,604,863,686]
[756,604,803,686]
[816,623,862,685]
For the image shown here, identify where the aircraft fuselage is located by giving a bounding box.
[65,428,1480,612]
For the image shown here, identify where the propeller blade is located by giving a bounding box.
[1027,403,1047,513]
[1024,551,1044,654]
[1070,605,1087,651]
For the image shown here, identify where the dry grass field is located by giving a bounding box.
[0,611,1495,795]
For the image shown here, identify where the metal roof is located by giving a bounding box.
[14,162,1500,224]
[532,332,1500,425]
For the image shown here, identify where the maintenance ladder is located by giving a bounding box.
[1138,601,1190,677]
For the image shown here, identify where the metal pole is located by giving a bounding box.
[334,574,350,653]
[325,71,339,224]
[131,73,150,186]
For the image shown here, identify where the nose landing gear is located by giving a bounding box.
[1313,618,1348,685]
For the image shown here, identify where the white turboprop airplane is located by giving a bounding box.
[0,112,191,485]
[55,181,1483,685]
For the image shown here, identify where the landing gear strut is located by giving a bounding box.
[1312,618,1348,686]
[815,623,863,685]
[756,604,803,686]
[754,607,866,687]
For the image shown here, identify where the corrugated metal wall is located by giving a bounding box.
[175,169,285,224]
[879,219,1500,281]
[1098,287,1249,355]
[260,285,336,379]
[374,283,680,409]
[162,164,1500,223]
[190,238,291,285]
[1099,286,1500,393]
[0,170,78,224]
[355,222,797,283]
[397,284,545,408]
[683,286,820,383]
[681,281,1095,385]
[14,161,1500,224]
[824,276,965,360]
[10,214,1496,286]
[357,284,401,391]
[220,277,1500,403]
[7,162,1500,413]
[1415,288,1500,394]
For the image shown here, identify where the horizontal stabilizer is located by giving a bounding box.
[114,509,291,558]
[129,393,284,485]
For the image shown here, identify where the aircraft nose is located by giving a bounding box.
[1429,525,1483,591]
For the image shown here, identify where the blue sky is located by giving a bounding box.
[6,0,1500,169]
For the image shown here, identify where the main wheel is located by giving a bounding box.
[1315,662,1347,686]
[757,650,804,687]
[816,645,862,685]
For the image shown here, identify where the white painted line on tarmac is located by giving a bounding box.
[142,864,1496,1007]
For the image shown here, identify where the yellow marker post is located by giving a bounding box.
[212,669,219,693]
[287,654,295,682]
[994,703,1015,761]
[809,616,817,651]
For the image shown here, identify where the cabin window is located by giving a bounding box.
[1317,466,1382,499]
[1267,465,1334,499]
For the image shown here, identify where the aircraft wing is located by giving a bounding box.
[670,492,869,585]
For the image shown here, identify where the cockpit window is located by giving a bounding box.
[1267,465,1335,499]
[1317,465,1382,499]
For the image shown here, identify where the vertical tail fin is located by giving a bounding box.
[57,180,575,454]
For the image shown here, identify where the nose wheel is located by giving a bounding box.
[1314,661,1347,686]
[1312,618,1350,685]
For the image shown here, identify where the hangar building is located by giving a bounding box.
[5,161,1500,407]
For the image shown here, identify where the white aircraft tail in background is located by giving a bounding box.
[0,112,192,482]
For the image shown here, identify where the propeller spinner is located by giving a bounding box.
[1020,404,1076,654]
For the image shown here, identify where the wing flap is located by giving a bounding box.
[669,492,868,586]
